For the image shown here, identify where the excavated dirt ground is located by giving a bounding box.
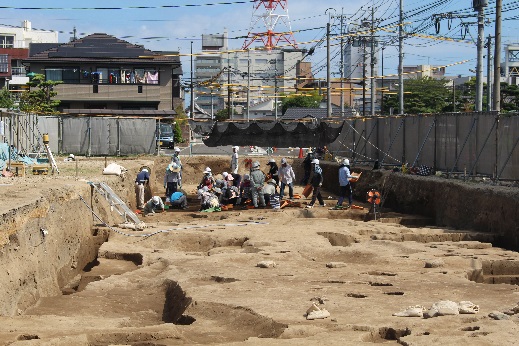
[0,155,519,345]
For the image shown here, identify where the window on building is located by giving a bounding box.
[509,51,519,63]
[0,35,14,48]
[45,67,80,83]
[0,55,8,73]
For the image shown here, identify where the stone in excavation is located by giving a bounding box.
[256,260,276,268]
[424,259,445,268]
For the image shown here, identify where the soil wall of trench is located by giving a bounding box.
[292,159,519,251]
[0,155,517,317]
[0,167,157,317]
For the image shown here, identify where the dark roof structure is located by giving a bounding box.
[282,107,341,120]
[61,109,176,117]
[25,33,181,68]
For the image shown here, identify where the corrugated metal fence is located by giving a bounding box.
[328,112,518,180]
[0,112,157,156]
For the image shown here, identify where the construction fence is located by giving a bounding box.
[0,111,157,158]
[328,112,519,181]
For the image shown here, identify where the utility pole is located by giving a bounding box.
[398,0,404,115]
[326,20,332,118]
[486,35,493,111]
[247,51,251,122]
[381,47,385,113]
[362,38,367,117]
[474,0,487,112]
[274,62,278,120]
[227,58,231,120]
[370,6,376,116]
[190,41,195,120]
[493,0,502,112]
[340,8,345,117]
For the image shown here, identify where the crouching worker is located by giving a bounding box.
[143,196,164,215]
[198,186,220,211]
[262,179,278,205]
[170,191,188,210]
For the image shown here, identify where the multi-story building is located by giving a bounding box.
[503,44,519,84]
[0,20,58,98]
[194,33,309,119]
[24,33,183,112]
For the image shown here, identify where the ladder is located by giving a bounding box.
[88,181,141,224]
[44,144,59,174]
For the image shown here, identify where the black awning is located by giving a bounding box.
[192,120,344,147]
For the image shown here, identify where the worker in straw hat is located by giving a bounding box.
[135,167,150,209]
[231,146,239,174]
[171,147,183,184]
[164,162,181,197]
[143,196,165,215]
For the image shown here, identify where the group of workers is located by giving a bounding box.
[134,146,356,215]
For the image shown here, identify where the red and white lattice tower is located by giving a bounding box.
[242,0,298,50]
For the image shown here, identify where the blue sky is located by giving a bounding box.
[1,0,518,80]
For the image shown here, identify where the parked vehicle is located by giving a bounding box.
[156,123,175,148]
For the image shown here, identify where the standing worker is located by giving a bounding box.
[301,149,315,185]
[278,157,296,200]
[231,146,239,174]
[334,158,353,209]
[250,161,266,208]
[266,158,279,185]
[306,159,326,208]
[164,162,181,198]
[135,167,150,210]
[171,147,182,187]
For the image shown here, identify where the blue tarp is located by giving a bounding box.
[0,143,36,170]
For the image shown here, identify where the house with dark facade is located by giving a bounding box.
[23,33,183,114]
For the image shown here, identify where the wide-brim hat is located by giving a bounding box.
[227,174,234,181]
[168,163,180,173]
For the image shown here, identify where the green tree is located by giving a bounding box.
[501,82,519,112]
[19,73,62,114]
[0,87,14,109]
[173,121,183,143]
[280,91,322,114]
[214,107,230,121]
[382,77,452,114]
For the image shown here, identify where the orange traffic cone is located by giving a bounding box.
[298,147,304,158]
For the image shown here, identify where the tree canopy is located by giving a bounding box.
[280,91,322,114]
[0,87,14,109]
[19,74,62,114]
[382,77,452,114]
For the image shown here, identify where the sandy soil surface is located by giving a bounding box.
[0,155,518,345]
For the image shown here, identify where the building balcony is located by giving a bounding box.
[54,84,163,102]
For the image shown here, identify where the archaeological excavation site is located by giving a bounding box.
[0,155,519,345]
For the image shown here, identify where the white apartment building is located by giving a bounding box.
[0,20,58,49]
[0,20,58,92]
[194,32,306,120]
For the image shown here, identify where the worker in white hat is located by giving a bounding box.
[334,158,353,209]
[198,167,215,190]
[306,158,325,208]
[249,161,266,208]
[135,167,150,209]
[231,146,239,174]
[143,196,165,215]
[171,146,183,186]
[278,157,296,200]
